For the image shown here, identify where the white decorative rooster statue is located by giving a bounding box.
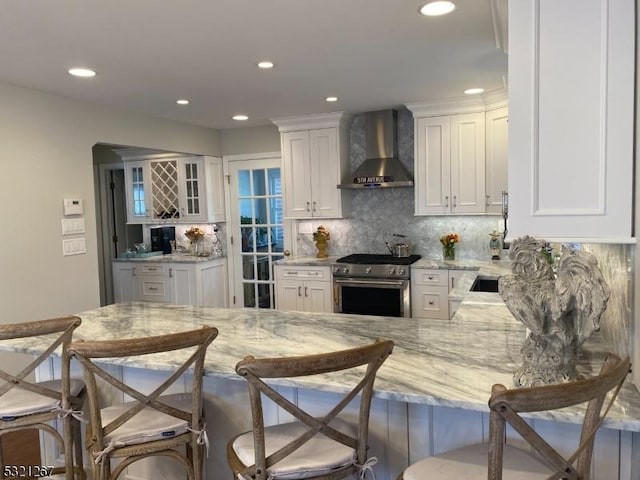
[499,236,610,387]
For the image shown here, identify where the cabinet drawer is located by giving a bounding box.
[411,285,449,320]
[275,266,329,282]
[412,269,448,287]
[137,264,170,276]
[139,277,172,303]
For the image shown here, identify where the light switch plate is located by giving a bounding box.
[61,217,85,235]
[62,238,87,256]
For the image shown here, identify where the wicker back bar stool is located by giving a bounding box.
[0,316,86,480]
[400,353,631,480]
[69,325,218,480]
[227,338,394,480]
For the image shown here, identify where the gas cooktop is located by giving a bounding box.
[336,254,421,266]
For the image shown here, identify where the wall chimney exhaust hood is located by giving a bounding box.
[338,109,413,189]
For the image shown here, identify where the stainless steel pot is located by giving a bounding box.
[385,234,411,257]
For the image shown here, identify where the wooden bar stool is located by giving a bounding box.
[399,353,631,480]
[227,338,394,480]
[69,325,218,480]
[0,316,86,480]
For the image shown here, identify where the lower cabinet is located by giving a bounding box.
[112,258,228,307]
[275,265,332,313]
[411,268,449,320]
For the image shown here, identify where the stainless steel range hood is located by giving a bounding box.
[338,109,413,189]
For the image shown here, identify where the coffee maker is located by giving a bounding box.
[150,226,176,254]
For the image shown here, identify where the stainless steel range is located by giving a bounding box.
[332,254,421,317]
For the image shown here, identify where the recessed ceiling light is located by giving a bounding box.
[233,114,249,121]
[68,67,96,78]
[464,88,485,95]
[419,1,456,16]
[257,61,274,69]
[325,96,338,102]
[176,99,190,105]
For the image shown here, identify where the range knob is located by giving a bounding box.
[398,268,406,276]
[333,265,341,273]
[365,267,372,274]
[389,267,396,275]
[342,266,350,274]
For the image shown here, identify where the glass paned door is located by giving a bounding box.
[229,157,283,308]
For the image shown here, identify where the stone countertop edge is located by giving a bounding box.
[3,301,634,433]
[113,254,226,264]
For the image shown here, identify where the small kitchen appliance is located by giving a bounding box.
[332,253,421,317]
[150,226,176,254]
[385,234,411,257]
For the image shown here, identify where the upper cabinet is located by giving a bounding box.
[484,106,509,215]
[508,0,634,241]
[407,93,506,216]
[272,112,351,219]
[118,150,225,224]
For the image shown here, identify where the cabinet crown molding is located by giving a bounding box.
[406,89,507,117]
[271,111,351,132]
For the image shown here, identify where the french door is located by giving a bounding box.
[227,155,286,308]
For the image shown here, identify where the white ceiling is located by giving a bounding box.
[0,0,507,130]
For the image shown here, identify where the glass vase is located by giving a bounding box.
[443,245,456,260]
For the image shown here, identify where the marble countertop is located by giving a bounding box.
[113,253,226,264]
[3,301,638,432]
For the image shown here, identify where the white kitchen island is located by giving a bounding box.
[4,301,639,480]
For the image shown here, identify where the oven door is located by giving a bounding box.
[333,277,410,317]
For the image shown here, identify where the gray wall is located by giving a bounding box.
[220,124,280,155]
[0,81,221,324]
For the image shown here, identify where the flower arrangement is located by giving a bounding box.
[312,225,330,242]
[440,232,460,260]
[185,226,206,242]
[313,225,330,258]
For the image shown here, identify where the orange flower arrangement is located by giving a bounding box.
[440,232,460,260]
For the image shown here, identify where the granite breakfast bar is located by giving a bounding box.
[10,301,640,480]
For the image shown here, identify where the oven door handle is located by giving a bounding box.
[333,278,407,287]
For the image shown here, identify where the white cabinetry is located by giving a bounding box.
[412,113,486,215]
[272,112,351,219]
[119,150,225,224]
[447,270,465,317]
[484,106,509,214]
[112,258,228,307]
[407,94,507,217]
[508,0,634,240]
[275,265,332,313]
[411,268,449,320]
[412,268,468,319]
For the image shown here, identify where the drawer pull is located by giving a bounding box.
[308,271,319,276]
[149,287,158,291]
[428,301,434,305]
[428,276,434,280]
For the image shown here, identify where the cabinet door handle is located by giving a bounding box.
[485,194,491,207]
[312,201,317,212]
[444,196,449,208]
[451,277,455,288]
[306,201,310,212]
[298,286,302,297]
[453,195,457,208]
[169,268,173,278]
[304,287,308,297]
[132,267,137,276]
